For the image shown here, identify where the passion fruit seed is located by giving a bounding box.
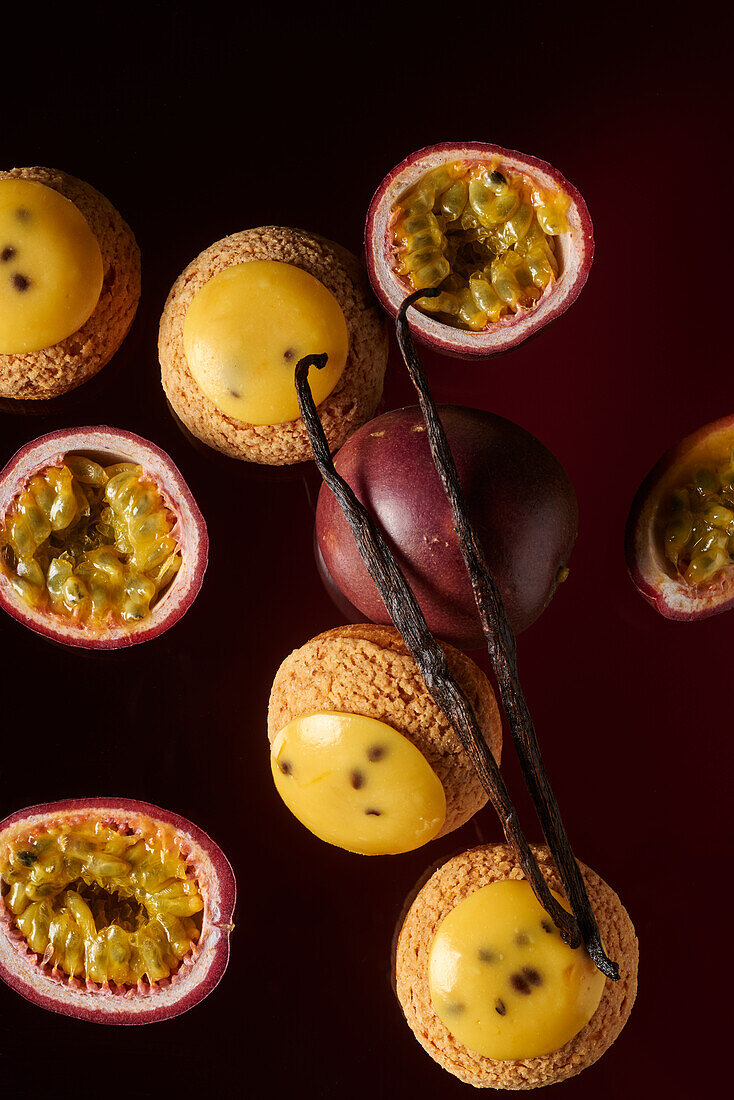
[0,455,182,626]
[662,458,734,585]
[0,822,203,986]
[391,161,567,331]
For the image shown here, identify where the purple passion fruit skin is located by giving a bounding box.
[314,533,366,624]
[365,142,594,360]
[316,405,578,649]
[0,798,235,1024]
[626,413,734,620]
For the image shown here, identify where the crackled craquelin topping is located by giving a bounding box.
[662,454,734,585]
[395,843,638,1090]
[0,455,181,625]
[391,160,569,330]
[1,821,203,985]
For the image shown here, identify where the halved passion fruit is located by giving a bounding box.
[0,426,207,648]
[0,798,235,1023]
[626,414,734,619]
[365,142,593,358]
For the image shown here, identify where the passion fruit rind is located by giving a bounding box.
[366,142,593,359]
[0,798,235,1024]
[0,427,208,648]
[626,413,734,620]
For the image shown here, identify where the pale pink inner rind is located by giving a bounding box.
[0,427,208,647]
[629,419,734,617]
[0,801,234,1022]
[366,143,592,355]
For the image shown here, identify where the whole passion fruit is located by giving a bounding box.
[365,142,593,358]
[626,414,734,620]
[316,406,577,648]
[0,426,208,648]
[0,798,235,1024]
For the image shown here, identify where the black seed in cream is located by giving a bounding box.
[446,1001,465,1015]
[510,972,532,995]
[541,919,554,934]
[15,208,31,222]
[365,808,382,816]
[478,947,496,963]
[279,760,293,776]
[514,931,529,946]
[495,998,507,1016]
[11,273,31,292]
[522,966,542,987]
[0,246,15,262]
[283,348,295,361]
[350,769,365,790]
[367,745,386,762]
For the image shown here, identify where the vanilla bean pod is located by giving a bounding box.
[295,354,579,947]
[395,288,618,980]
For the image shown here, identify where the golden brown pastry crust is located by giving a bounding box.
[0,167,141,399]
[267,623,502,837]
[395,843,638,1089]
[158,227,388,465]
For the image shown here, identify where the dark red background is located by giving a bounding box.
[1,7,729,1097]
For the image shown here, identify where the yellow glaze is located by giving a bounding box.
[270,711,446,855]
[429,880,605,1060]
[0,178,103,354]
[183,260,348,426]
[0,821,203,985]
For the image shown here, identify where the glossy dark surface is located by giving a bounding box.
[1,9,730,1097]
[316,404,578,644]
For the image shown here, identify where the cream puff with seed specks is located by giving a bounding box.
[158,227,388,465]
[0,167,140,399]
[396,843,638,1089]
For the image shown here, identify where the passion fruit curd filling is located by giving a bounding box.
[270,711,446,855]
[0,455,181,625]
[391,161,569,331]
[429,880,605,1060]
[0,178,104,354]
[662,457,734,585]
[183,260,348,426]
[0,823,203,985]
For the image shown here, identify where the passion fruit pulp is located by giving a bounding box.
[0,426,208,648]
[365,142,593,359]
[0,798,235,1024]
[316,405,578,649]
[626,414,734,619]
